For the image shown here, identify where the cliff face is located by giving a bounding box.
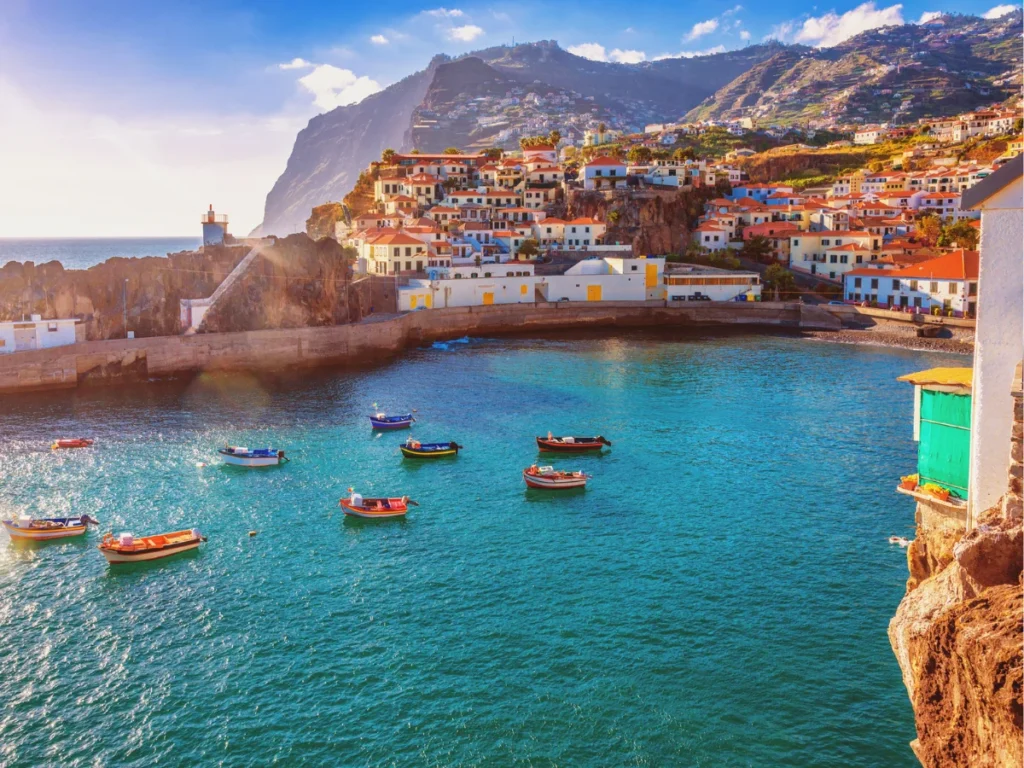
[889,376,1023,767]
[0,248,249,340]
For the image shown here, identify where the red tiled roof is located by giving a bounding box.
[584,156,626,167]
[371,233,425,246]
[883,250,979,280]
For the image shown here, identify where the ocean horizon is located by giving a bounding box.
[0,237,202,272]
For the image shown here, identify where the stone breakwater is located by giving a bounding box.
[0,301,838,395]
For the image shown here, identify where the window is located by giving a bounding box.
[870,278,878,290]
[929,281,938,293]
[405,261,412,271]
[854,278,862,288]
[913,297,922,308]
[830,255,837,263]
[822,239,831,246]
[909,280,918,291]
[631,265,638,271]
[47,322,58,332]
[948,282,957,294]
[840,255,848,264]
[968,282,978,296]
[892,279,899,290]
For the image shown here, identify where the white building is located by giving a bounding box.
[398,263,538,310]
[0,315,81,354]
[961,155,1023,528]
[664,265,762,301]
[539,257,665,302]
[579,156,628,191]
[842,250,979,313]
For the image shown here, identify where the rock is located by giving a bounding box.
[954,519,1023,590]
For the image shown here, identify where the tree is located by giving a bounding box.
[548,130,562,146]
[483,147,503,160]
[627,145,652,164]
[598,122,607,135]
[409,149,421,155]
[381,148,396,164]
[443,147,461,154]
[673,147,696,162]
[562,145,577,161]
[939,218,979,250]
[915,214,942,247]
[1015,117,1023,134]
[764,263,796,301]
[740,235,773,264]
[517,239,540,258]
[867,160,884,173]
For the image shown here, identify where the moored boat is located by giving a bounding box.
[51,438,94,450]
[218,446,288,467]
[370,413,415,430]
[98,529,206,564]
[340,490,416,519]
[523,465,590,490]
[535,435,611,452]
[2,514,99,541]
[400,438,461,458]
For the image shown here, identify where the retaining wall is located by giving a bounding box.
[0,301,832,395]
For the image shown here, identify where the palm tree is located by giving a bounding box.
[381,148,396,164]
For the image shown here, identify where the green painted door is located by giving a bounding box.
[918,390,971,498]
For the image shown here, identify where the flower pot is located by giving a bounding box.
[900,480,918,491]
[929,488,950,502]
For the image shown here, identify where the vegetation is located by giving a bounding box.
[739,235,773,264]
[763,263,798,300]
[626,146,652,164]
[443,147,461,154]
[915,214,943,247]
[381,148,396,164]
[520,135,557,149]
[517,239,540,258]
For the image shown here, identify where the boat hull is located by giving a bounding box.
[370,417,414,430]
[523,472,589,490]
[52,439,94,450]
[400,444,458,458]
[100,540,202,563]
[536,437,609,452]
[2,520,88,540]
[340,500,408,519]
[219,453,281,467]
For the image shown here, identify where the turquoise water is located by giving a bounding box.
[0,332,964,766]
[0,237,201,271]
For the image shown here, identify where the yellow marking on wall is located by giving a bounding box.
[587,285,602,302]
[425,294,432,309]
[482,292,494,305]
[520,284,528,295]
[645,264,658,288]
[410,295,418,309]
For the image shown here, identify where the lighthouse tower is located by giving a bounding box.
[201,205,229,247]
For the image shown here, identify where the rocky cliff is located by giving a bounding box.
[889,370,1023,767]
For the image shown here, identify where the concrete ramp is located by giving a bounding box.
[180,247,261,335]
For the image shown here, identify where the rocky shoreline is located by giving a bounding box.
[806,320,974,356]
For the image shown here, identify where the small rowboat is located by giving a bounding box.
[2,514,99,541]
[52,438,94,450]
[340,490,417,519]
[400,439,462,459]
[536,435,611,452]
[218,446,288,467]
[370,413,415,430]
[523,465,590,490]
[98,529,206,564]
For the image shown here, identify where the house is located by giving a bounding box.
[693,223,729,251]
[789,230,879,279]
[961,154,1024,525]
[399,263,539,310]
[854,127,883,145]
[664,264,762,301]
[0,316,82,354]
[842,250,979,313]
[367,232,428,275]
[539,257,665,302]
[579,156,628,191]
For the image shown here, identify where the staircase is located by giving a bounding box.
[180,247,261,335]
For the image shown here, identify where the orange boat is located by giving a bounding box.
[340,490,416,519]
[536,435,611,452]
[51,438,94,450]
[98,529,206,564]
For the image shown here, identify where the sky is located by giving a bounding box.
[0,0,1017,237]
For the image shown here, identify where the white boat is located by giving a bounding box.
[523,465,590,490]
[2,514,99,541]
[217,446,288,467]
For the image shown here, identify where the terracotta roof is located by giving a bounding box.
[883,250,979,280]
[372,233,425,246]
[584,156,626,167]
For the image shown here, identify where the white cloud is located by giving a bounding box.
[982,4,1016,18]
[297,65,381,111]
[370,34,389,44]
[425,7,464,17]
[766,21,794,40]
[686,18,720,40]
[722,5,744,15]
[653,45,727,60]
[610,48,646,63]
[568,42,608,61]
[278,58,313,70]
[917,10,943,22]
[740,29,751,40]
[792,2,904,47]
[447,24,484,41]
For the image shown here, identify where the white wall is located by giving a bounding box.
[540,273,648,302]
[968,176,1024,526]
[0,319,79,354]
[404,276,539,309]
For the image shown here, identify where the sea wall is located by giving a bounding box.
[0,301,837,395]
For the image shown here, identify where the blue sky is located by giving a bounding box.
[0,0,1017,236]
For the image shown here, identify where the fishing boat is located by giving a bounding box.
[51,438,94,450]
[399,438,461,458]
[217,446,288,467]
[98,529,206,564]
[2,514,99,541]
[370,413,415,430]
[523,465,590,490]
[535,435,612,452]
[340,490,416,519]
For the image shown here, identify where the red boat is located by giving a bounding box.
[51,438,94,450]
[523,465,590,490]
[536,435,611,452]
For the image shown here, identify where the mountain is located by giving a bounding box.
[259,42,781,234]
[686,11,1023,127]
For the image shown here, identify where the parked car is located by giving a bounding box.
[828,300,844,305]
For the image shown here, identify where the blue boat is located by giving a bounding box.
[370,413,415,430]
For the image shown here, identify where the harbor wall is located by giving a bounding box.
[0,301,835,395]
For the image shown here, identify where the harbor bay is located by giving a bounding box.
[0,332,964,766]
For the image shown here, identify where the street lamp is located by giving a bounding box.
[123,278,129,338]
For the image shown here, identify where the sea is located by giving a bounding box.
[0,237,201,271]
[0,331,964,766]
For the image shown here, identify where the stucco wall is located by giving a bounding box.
[968,178,1024,527]
[0,301,834,395]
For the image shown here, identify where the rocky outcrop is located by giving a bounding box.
[0,248,250,339]
[889,369,1024,766]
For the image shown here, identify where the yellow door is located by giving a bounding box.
[410,295,418,309]
[482,292,494,305]
[587,284,602,301]
[425,294,432,308]
[645,263,658,288]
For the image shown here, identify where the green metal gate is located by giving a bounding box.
[918,390,971,498]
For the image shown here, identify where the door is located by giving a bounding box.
[645,263,658,288]
[13,324,36,351]
[587,285,602,301]
[482,292,494,306]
